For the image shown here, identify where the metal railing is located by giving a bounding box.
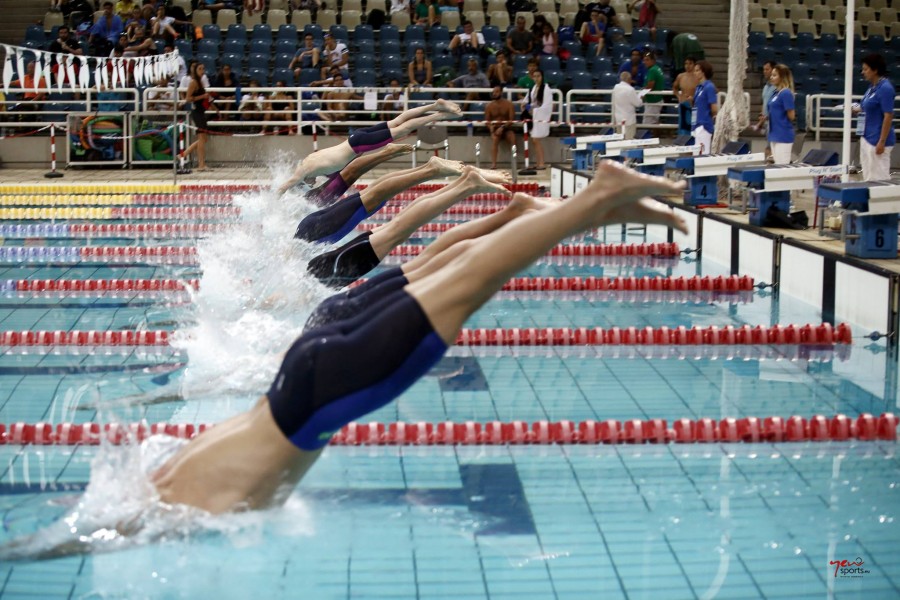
[806,93,900,141]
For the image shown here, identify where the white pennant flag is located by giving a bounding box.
[32,51,43,93]
[15,48,25,92]
[42,51,52,91]
[110,57,119,89]
[65,55,76,92]
[94,60,102,91]
[78,55,89,91]
[117,59,127,88]
[135,57,145,87]
[56,53,65,91]
[99,57,109,89]
[2,46,12,95]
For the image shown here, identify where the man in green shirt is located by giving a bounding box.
[642,52,665,125]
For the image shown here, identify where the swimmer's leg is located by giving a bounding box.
[386,99,462,129]
[277,141,357,196]
[369,168,510,259]
[401,192,557,276]
[338,143,414,187]
[404,161,688,345]
[358,156,463,212]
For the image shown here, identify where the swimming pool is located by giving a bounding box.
[0,181,897,599]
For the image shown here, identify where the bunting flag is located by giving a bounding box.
[0,44,181,92]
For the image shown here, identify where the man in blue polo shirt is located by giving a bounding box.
[856,53,895,181]
[618,49,647,87]
[691,60,718,154]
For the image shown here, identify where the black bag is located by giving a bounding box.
[764,205,808,229]
[367,9,386,29]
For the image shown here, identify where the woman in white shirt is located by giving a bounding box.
[523,70,553,169]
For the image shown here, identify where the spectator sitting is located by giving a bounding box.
[319,32,349,80]
[166,42,187,81]
[124,25,155,57]
[212,64,238,116]
[312,66,354,88]
[114,0,138,20]
[199,0,238,14]
[506,15,533,57]
[449,57,490,104]
[436,0,458,17]
[317,73,362,122]
[123,7,146,36]
[487,51,514,87]
[146,74,176,111]
[408,47,433,86]
[239,79,266,130]
[390,0,410,13]
[381,77,405,121]
[611,70,642,139]
[485,85,516,168]
[290,33,321,80]
[448,21,485,63]
[586,0,619,28]
[629,0,660,37]
[89,2,124,56]
[531,15,549,49]
[413,0,431,26]
[140,3,154,23]
[48,25,84,56]
[579,9,607,56]
[263,81,296,134]
[517,57,539,89]
[151,6,185,41]
[292,0,321,19]
[538,22,557,56]
[9,61,48,113]
[618,49,647,86]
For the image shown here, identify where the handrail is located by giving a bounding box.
[806,93,900,141]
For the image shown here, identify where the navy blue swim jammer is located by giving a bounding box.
[267,289,446,451]
[306,231,382,287]
[304,267,409,330]
[294,192,386,245]
[348,122,393,155]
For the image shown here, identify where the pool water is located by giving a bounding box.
[0,185,898,599]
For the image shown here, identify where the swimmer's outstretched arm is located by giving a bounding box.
[404,161,688,344]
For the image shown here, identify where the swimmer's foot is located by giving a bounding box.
[432,98,463,116]
[462,168,512,196]
[385,143,415,155]
[472,167,511,184]
[603,197,689,234]
[428,155,465,176]
[585,161,685,228]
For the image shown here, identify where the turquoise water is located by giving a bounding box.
[0,189,898,599]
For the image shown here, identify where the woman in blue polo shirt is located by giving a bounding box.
[768,63,796,164]
[692,60,718,155]
[855,53,895,181]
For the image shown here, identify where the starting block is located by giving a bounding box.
[562,132,623,170]
[818,180,900,259]
[666,141,762,206]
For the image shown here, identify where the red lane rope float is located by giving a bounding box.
[3,414,896,445]
[132,194,235,206]
[11,279,198,293]
[455,323,852,346]
[385,192,515,204]
[0,323,852,348]
[388,242,680,257]
[68,224,228,237]
[358,275,755,293]
[108,207,240,220]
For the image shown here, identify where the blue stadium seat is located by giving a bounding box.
[590,55,612,71]
[543,69,564,87]
[383,70,404,85]
[153,39,165,54]
[795,32,814,54]
[355,53,376,69]
[562,40,583,58]
[853,78,868,95]
[304,24,323,42]
[405,25,426,42]
[223,39,245,55]
[577,103,608,123]
[277,24,298,43]
[175,39,193,60]
[807,47,827,66]
[381,54,403,72]
[382,39,401,54]
[409,90,434,105]
[249,39,271,54]
[353,24,374,42]
[221,53,243,76]
[407,39,426,56]
[331,25,349,42]
[866,35,886,52]
[754,45,776,66]
[597,71,618,89]
[355,39,375,53]
[819,33,838,53]
[565,56,586,74]
[273,68,294,84]
[770,31,790,49]
[429,26,450,44]
[24,25,45,45]
[431,53,454,71]
[197,54,217,74]
[482,25,501,47]
[251,24,272,41]
[792,61,810,79]
[274,53,294,69]
[202,24,221,42]
[226,24,247,43]
[890,36,900,55]
[780,47,802,64]
[631,27,651,46]
[248,53,269,70]
[748,31,766,54]
[794,92,806,130]
[610,42,630,61]
[606,27,625,44]
[380,24,400,42]
[513,54,530,76]
[354,69,378,87]
[298,67,319,85]
[248,68,268,86]
[275,38,297,54]
[197,39,219,55]
[570,71,593,90]
[823,76,842,94]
